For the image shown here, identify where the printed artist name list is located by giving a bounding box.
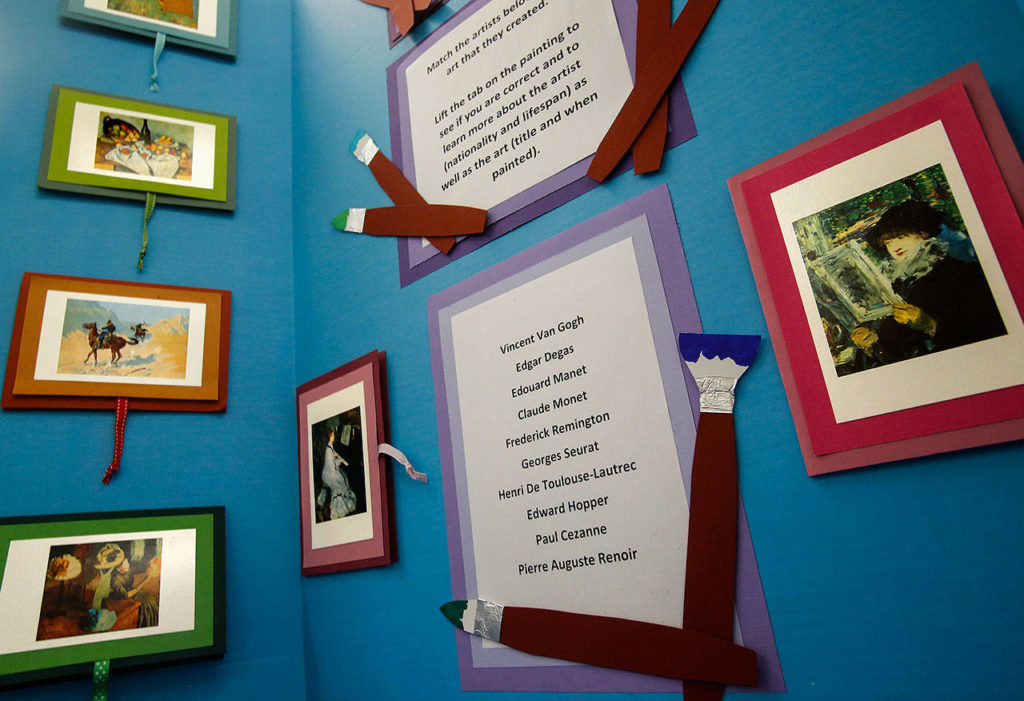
[450,232,689,626]
[491,311,644,578]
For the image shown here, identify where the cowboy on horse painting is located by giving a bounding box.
[98,320,116,347]
[54,297,190,379]
[83,321,140,366]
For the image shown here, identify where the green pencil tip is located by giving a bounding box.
[331,210,349,231]
[440,600,468,630]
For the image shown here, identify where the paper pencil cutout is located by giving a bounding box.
[332,205,486,238]
[631,0,671,175]
[440,599,758,686]
[361,0,415,36]
[349,130,458,254]
[588,0,721,182]
[678,332,760,701]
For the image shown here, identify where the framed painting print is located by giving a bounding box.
[728,63,1024,476]
[39,85,236,210]
[2,272,231,412]
[60,0,237,57]
[296,350,395,575]
[0,506,225,689]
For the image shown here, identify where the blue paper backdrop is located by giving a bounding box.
[0,1,301,698]
[2,1,1023,699]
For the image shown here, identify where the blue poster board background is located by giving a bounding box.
[1,1,1023,698]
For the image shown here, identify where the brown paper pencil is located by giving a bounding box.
[332,205,487,238]
[441,599,758,686]
[631,0,672,174]
[360,0,415,36]
[588,0,721,181]
[678,333,761,701]
[350,130,458,254]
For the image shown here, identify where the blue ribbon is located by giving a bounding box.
[150,32,167,92]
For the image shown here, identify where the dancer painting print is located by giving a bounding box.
[36,539,162,641]
[0,507,225,689]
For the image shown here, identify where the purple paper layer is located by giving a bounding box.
[389,0,698,286]
[428,185,784,692]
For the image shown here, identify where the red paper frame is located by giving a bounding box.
[729,63,1024,475]
[296,351,395,575]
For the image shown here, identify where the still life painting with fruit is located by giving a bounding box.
[96,113,194,181]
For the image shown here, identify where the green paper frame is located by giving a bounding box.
[38,85,236,210]
[0,507,225,689]
[60,0,237,57]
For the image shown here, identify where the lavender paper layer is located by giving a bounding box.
[428,185,784,692]
[389,0,697,286]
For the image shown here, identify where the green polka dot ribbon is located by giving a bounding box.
[92,659,110,701]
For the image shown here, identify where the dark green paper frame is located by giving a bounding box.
[0,506,225,689]
[39,85,236,210]
[60,0,237,57]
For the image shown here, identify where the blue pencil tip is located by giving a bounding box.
[678,333,760,366]
[348,130,368,154]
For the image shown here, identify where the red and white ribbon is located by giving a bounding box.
[102,398,130,485]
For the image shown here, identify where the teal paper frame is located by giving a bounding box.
[0,507,225,689]
[60,0,237,57]
[39,85,237,211]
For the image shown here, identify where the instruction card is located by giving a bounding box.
[404,0,631,209]
[389,0,698,284]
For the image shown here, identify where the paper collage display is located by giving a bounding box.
[387,0,698,285]
[428,186,783,693]
[17,0,1023,695]
[729,63,1024,475]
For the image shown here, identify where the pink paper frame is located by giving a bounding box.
[729,63,1024,475]
[296,351,395,574]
